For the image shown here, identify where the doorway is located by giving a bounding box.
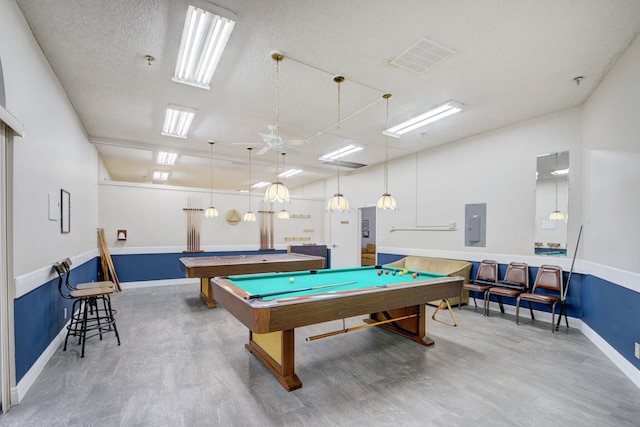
[359,206,376,266]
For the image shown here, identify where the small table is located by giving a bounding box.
[211,266,463,391]
[179,253,326,308]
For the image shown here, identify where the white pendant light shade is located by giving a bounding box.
[243,211,256,222]
[376,193,398,210]
[204,206,219,218]
[549,210,566,221]
[264,181,290,203]
[327,193,350,212]
[277,209,290,220]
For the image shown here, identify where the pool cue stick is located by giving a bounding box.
[556,224,583,331]
[245,280,358,300]
[306,314,418,341]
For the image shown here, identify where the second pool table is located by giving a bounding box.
[211,266,463,391]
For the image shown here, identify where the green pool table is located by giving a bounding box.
[211,266,463,391]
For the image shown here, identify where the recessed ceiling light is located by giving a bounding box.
[319,144,363,161]
[156,151,178,165]
[153,171,169,181]
[162,105,196,138]
[384,101,463,138]
[279,169,303,178]
[173,5,236,89]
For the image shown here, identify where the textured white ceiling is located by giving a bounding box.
[15,0,640,191]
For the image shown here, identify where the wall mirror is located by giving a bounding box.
[534,151,569,256]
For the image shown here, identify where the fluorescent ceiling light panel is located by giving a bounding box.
[384,101,463,138]
[279,169,303,178]
[153,171,169,181]
[156,151,178,166]
[319,144,363,161]
[173,5,236,89]
[251,181,270,189]
[162,105,196,138]
[551,168,569,176]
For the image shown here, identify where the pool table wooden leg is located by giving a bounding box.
[199,278,217,308]
[367,304,434,346]
[246,329,302,391]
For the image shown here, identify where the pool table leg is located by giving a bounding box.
[199,278,217,308]
[246,329,302,391]
[367,304,434,346]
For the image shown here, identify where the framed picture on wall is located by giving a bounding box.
[61,189,70,233]
[362,231,369,238]
[362,219,369,231]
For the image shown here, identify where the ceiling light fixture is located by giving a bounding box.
[377,93,398,211]
[277,153,290,220]
[252,181,270,189]
[204,140,219,218]
[279,169,303,178]
[156,151,178,166]
[383,100,463,138]
[243,147,256,222]
[162,105,196,138]
[549,152,566,221]
[319,144,363,161]
[264,51,290,204]
[152,171,169,181]
[327,75,350,213]
[173,5,236,89]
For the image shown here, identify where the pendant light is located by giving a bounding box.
[264,51,290,204]
[549,152,566,221]
[377,93,398,210]
[243,147,256,222]
[277,152,290,220]
[327,75,350,212]
[204,140,219,218]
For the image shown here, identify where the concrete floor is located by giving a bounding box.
[2,283,639,426]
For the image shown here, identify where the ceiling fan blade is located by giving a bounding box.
[285,139,308,147]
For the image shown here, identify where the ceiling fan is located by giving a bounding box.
[254,125,308,155]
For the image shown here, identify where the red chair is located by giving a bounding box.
[484,262,530,316]
[459,260,498,310]
[516,265,567,333]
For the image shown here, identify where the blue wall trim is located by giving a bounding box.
[14,258,99,382]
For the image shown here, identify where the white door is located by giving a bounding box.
[329,209,358,268]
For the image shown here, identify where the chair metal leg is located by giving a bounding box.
[80,299,89,357]
[104,295,120,346]
[497,295,504,313]
[515,297,521,324]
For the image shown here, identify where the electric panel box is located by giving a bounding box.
[465,203,486,247]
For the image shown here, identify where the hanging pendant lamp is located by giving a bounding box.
[204,140,219,218]
[264,51,290,204]
[327,75,350,212]
[377,93,398,210]
[243,147,256,222]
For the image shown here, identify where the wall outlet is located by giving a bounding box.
[63,308,67,319]
[635,342,640,359]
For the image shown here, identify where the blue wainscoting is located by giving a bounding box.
[14,258,100,382]
[581,275,640,370]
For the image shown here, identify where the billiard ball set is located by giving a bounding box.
[376,269,419,278]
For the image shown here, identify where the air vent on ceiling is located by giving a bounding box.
[321,160,367,169]
[390,37,455,74]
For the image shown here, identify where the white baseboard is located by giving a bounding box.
[12,318,70,405]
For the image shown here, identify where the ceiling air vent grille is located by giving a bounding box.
[391,37,455,74]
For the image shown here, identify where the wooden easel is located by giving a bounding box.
[98,228,122,291]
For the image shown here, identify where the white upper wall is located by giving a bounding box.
[1,0,100,276]
[582,34,640,273]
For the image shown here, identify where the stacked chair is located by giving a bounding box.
[459,260,499,310]
[54,259,120,357]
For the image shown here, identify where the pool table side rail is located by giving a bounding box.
[211,275,463,334]
[179,253,326,278]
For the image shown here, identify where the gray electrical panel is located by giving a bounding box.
[465,203,486,247]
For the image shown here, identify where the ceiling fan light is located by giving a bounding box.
[264,181,290,203]
[327,193,350,212]
[377,193,398,210]
[204,206,219,218]
[243,211,256,222]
